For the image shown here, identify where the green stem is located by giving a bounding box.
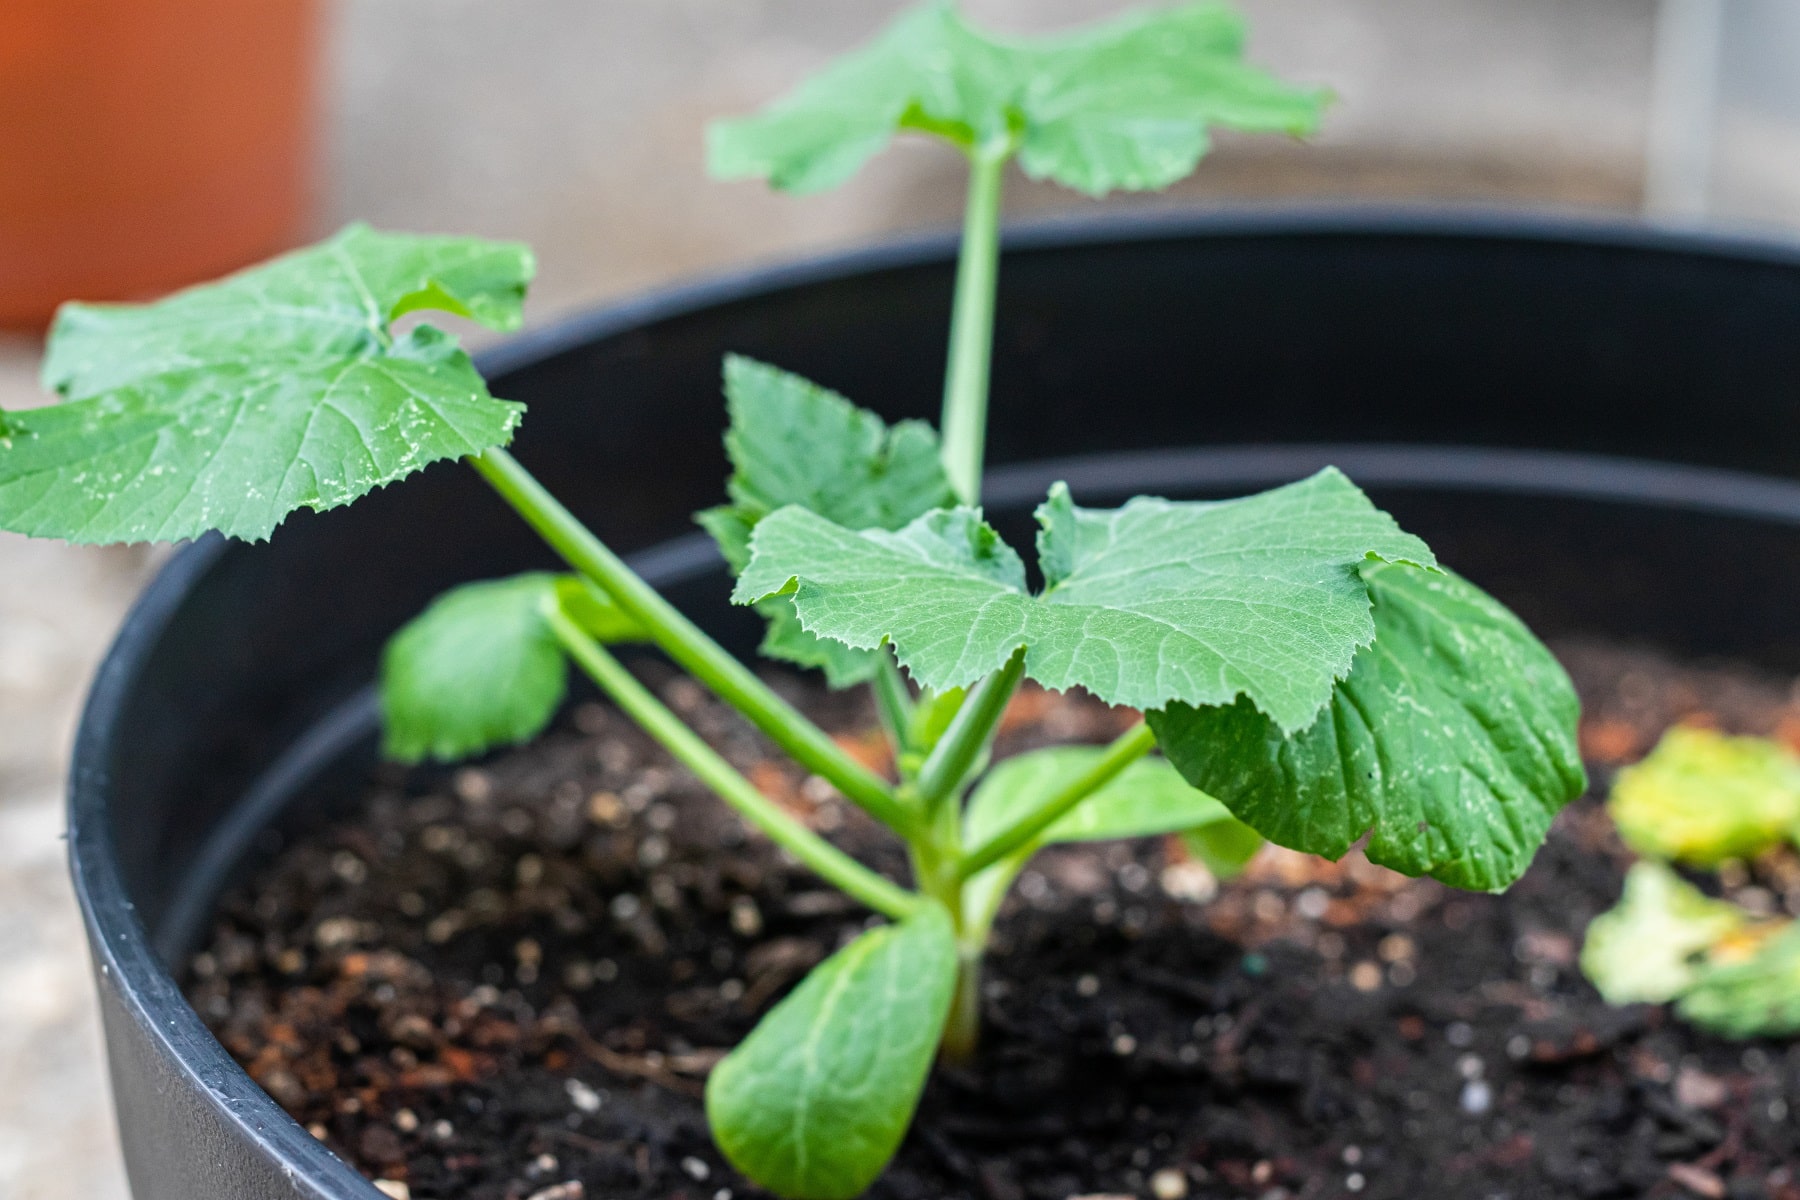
[938,944,984,1066]
[470,448,913,838]
[546,606,919,921]
[872,651,916,769]
[939,142,1009,506]
[912,648,1025,816]
[956,722,1158,880]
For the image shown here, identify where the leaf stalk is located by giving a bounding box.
[911,647,1026,818]
[956,721,1159,879]
[470,447,915,837]
[939,140,1009,506]
[546,605,920,921]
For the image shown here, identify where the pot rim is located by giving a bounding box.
[66,207,1800,1198]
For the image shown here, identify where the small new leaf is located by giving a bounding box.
[382,573,643,763]
[736,469,1433,729]
[707,904,958,1200]
[1581,861,1747,1007]
[1608,727,1800,867]
[1,225,533,544]
[1150,562,1586,892]
[699,356,955,687]
[710,1,1326,196]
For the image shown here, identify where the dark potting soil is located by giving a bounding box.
[189,642,1800,1200]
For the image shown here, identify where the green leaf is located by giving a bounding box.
[1,224,533,544]
[964,746,1238,849]
[699,356,956,688]
[960,745,1256,935]
[1608,727,1800,867]
[1679,922,1800,1038]
[707,904,958,1200]
[553,576,649,645]
[736,469,1434,730]
[1181,819,1265,880]
[709,1,1326,197]
[381,573,643,764]
[1149,562,1586,892]
[1581,861,1748,1006]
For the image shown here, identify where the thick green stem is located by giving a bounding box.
[547,606,919,921]
[912,648,1025,816]
[938,944,985,1066]
[470,448,913,837]
[956,722,1159,880]
[939,143,1008,506]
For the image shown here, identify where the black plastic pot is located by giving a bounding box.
[71,210,1800,1199]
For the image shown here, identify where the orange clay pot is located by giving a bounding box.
[0,0,319,328]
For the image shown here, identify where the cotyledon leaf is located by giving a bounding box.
[735,469,1434,731]
[709,1,1325,196]
[1149,561,1587,892]
[1,224,533,544]
[697,356,955,687]
[381,573,644,764]
[706,904,958,1200]
[960,745,1255,938]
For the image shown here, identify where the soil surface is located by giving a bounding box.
[190,643,1800,1200]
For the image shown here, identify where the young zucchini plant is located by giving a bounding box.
[0,4,1587,1197]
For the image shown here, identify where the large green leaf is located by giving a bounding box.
[1149,562,1585,892]
[707,904,958,1200]
[710,1,1325,196]
[381,573,643,764]
[1608,726,1800,867]
[698,356,956,687]
[1581,861,1748,1007]
[736,470,1433,730]
[1,224,533,544]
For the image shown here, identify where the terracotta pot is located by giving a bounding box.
[0,0,318,327]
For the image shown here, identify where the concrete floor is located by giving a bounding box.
[5,2,1794,1197]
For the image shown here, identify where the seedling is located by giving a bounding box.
[0,4,1587,1197]
[1583,726,1800,1036]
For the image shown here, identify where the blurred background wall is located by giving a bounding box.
[4,3,1800,1198]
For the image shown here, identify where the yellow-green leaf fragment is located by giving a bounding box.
[698,356,956,688]
[1150,563,1586,892]
[710,1,1326,197]
[1580,861,1748,1007]
[706,905,957,1200]
[2,225,533,544]
[1609,726,1800,867]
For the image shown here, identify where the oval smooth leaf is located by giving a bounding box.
[706,904,957,1200]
